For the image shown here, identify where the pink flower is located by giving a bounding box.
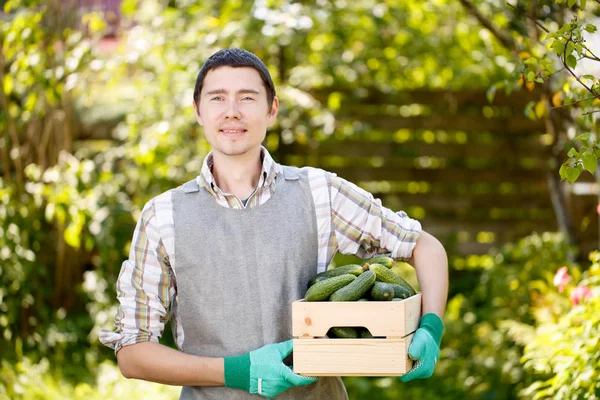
[553,266,571,293]
[569,285,593,306]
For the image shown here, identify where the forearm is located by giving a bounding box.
[117,341,224,386]
[409,230,448,318]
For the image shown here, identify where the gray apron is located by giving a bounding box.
[172,166,348,399]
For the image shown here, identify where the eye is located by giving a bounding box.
[241,96,255,101]
[211,96,224,101]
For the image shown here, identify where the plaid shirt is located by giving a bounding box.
[99,147,422,353]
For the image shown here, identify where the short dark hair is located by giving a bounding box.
[193,48,276,111]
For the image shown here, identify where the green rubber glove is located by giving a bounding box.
[399,313,444,382]
[224,339,317,398]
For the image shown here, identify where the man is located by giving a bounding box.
[100,48,448,399]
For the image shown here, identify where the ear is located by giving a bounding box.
[193,101,204,126]
[267,97,279,126]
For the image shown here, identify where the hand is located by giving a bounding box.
[224,339,317,398]
[399,313,444,382]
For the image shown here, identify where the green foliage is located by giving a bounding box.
[0,0,99,369]
[0,358,179,400]
[343,232,575,399]
[480,0,600,183]
[520,251,600,399]
[2,1,598,398]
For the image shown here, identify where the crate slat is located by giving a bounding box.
[291,294,421,376]
[293,335,414,376]
[292,293,421,338]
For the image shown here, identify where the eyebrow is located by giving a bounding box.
[205,88,261,96]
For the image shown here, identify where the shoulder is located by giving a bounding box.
[280,165,333,181]
[139,186,178,223]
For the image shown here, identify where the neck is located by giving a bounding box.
[211,149,263,200]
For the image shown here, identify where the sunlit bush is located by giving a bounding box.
[520,251,600,400]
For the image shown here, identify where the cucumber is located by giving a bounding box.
[370,282,395,301]
[328,327,359,339]
[368,263,416,295]
[307,264,364,287]
[368,255,396,269]
[329,270,376,302]
[359,328,374,338]
[389,283,413,299]
[305,274,356,301]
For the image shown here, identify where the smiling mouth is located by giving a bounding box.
[220,129,247,133]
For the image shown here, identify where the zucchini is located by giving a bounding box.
[328,327,359,339]
[307,264,364,287]
[368,255,396,269]
[329,270,376,302]
[305,274,356,301]
[368,263,416,295]
[370,282,395,301]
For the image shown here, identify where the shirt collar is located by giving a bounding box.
[196,146,280,195]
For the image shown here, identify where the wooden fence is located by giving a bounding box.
[275,87,598,257]
[75,87,599,258]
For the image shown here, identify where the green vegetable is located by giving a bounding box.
[328,327,359,338]
[368,263,416,295]
[370,282,395,301]
[389,283,413,299]
[305,274,356,301]
[307,264,364,287]
[359,328,374,338]
[330,270,376,302]
[368,255,396,269]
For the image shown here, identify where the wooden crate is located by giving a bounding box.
[292,293,421,376]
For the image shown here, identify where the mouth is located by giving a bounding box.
[219,128,247,137]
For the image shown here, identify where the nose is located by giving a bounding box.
[225,100,241,119]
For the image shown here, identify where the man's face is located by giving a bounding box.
[194,66,278,159]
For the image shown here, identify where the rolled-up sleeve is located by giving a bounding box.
[99,199,174,354]
[328,172,422,261]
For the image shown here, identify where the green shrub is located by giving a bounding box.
[520,251,600,400]
[0,358,180,400]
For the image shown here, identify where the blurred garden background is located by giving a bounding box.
[1,0,600,398]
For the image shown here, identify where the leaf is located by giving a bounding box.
[486,85,497,103]
[574,132,591,141]
[328,92,342,111]
[560,164,582,183]
[526,81,535,92]
[535,100,546,119]
[524,101,536,120]
[120,0,138,16]
[524,58,538,65]
[552,41,565,55]
[581,0,587,9]
[568,0,577,7]
[567,147,579,157]
[582,74,595,80]
[582,152,597,173]
[552,92,562,107]
[527,71,536,82]
[3,74,13,95]
[566,55,577,69]
[519,51,532,59]
[584,24,596,33]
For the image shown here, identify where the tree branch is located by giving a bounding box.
[563,37,598,96]
[583,109,600,115]
[459,0,518,51]
[551,95,600,110]
[583,48,600,62]
[508,2,550,33]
